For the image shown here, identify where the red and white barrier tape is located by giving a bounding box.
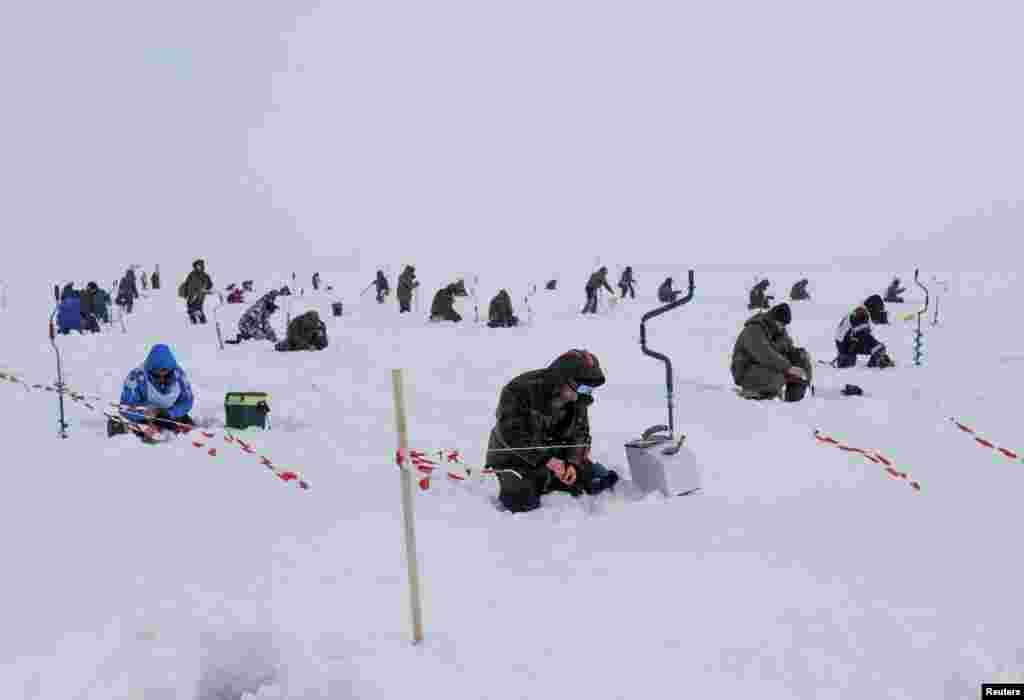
[114,406,310,490]
[814,430,922,492]
[949,418,1022,462]
[396,448,496,491]
[0,373,311,491]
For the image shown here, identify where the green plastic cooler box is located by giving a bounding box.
[225,392,270,430]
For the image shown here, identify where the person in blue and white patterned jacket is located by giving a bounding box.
[110,344,195,435]
[226,289,286,344]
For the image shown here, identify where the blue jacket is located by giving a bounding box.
[56,296,82,332]
[120,344,194,422]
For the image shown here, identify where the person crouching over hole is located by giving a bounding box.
[486,349,619,513]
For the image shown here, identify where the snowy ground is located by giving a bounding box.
[2,264,1022,699]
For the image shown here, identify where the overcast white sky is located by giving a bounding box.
[6,1,1024,282]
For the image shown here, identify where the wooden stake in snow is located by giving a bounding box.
[391,369,425,644]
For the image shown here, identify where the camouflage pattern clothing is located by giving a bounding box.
[582,266,614,314]
[884,278,905,303]
[275,310,328,351]
[179,260,213,324]
[430,284,462,322]
[790,279,810,301]
[731,304,812,401]
[618,267,636,299]
[236,291,281,342]
[658,278,680,303]
[748,279,772,310]
[485,349,611,512]
[487,289,518,327]
[397,266,418,313]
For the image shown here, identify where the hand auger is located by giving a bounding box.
[913,268,929,367]
[48,309,68,439]
[639,269,695,441]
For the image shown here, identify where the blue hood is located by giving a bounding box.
[144,344,180,373]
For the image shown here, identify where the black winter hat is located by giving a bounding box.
[770,302,792,326]
[547,349,606,388]
[863,294,884,312]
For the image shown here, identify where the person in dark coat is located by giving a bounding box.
[140,271,149,291]
[487,289,519,327]
[117,268,139,314]
[374,270,390,303]
[486,349,619,512]
[834,299,894,368]
[731,303,812,401]
[312,272,320,291]
[884,277,905,303]
[618,267,636,299]
[582,266,614,314]
[748,279,773,310]
[79,282,102,333]
[179,259,213,324]
[151,266,161,290]
[789,279,811,301]
[275,310,328,351]
[430,284,462,322]
[863,294,889,324]
[658,277,680,303]
[95,286,112,324]
[397,266,419,313]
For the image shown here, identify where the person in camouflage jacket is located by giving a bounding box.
[884,277,905,303]
[430,283,462,322]
[618,266,636,299]
[789,279,811,301]
[226,290,284,344]
[748,279,773,310]
[731,303,812,401]
[658,277,680,303]
[275,310,328,351]
[485,349,619,512]
[487,289,519,327]
[397,265,418,313]
[582,266,614,314]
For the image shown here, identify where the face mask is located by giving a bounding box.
[567,380,594,396]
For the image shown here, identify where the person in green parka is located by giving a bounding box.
[274,310,328,351]
[397,265,419,313]
[430,283,463,322]
[487,289,519,327]
[730,303,812,401]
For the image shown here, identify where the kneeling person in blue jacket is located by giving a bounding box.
[109,344,195,437]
